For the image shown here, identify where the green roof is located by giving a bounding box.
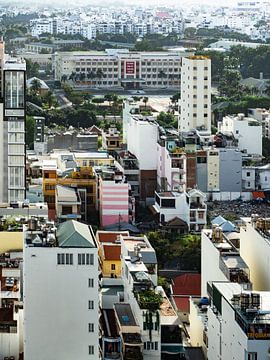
[57,220,96,248]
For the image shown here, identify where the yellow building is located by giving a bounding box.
[0,232,23,253]
[96,231,129,278]
[100,244,121,278]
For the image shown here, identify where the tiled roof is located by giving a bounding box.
[97,231,129,244]
[103,244,121,260]
[173,296,189,313]
[172,273,201,296]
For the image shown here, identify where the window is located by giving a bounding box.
[78,253,94,265]
[88,345,94,355]
[57,253,73,265]
[247,172,250,177]
[154,342,158,350]
[236,130,239,134]
[88,300,94,309]
[247,353,257,360]
[111,264,116,270]
[88,278,94,288]
[88,323,94,332]
[204,113,208,118]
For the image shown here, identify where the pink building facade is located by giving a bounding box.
[99,179,130,227]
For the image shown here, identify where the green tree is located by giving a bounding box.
[142,96,149,109]
[26,59,40,78]
[218,69,243,99]
[30,78,42,93]
[25,116,35,149]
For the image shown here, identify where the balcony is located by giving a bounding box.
[190,202,206,209]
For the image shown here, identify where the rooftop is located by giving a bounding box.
[96,231,129,244]
[103,244,121,261]
[114,303,137,327]
[57,220,96,248]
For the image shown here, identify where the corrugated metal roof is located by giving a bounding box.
[57,220,95,248]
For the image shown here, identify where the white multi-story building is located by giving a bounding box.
[201,221,252,297]
[0,40,26,203]
[207,281,270,360]
[218,114,262,155]
[53,49,184,89]
[239,217,270,291]
[154,188,207,232]
[157,135,187,192]
[23,219,99,360]
[179,56,211,133]
[127,115,159,201]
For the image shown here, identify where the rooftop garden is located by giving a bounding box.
[136,290,163,312]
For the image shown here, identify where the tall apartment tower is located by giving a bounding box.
[178,56,211,133]
[0,39,26,203]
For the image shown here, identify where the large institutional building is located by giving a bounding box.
[53,49,186,89]
[0,40,26,203]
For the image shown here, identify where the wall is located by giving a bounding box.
[240,221,270,291]
[102,259,122,278]
[210,191,252,201]
[24,246,99,360]
[0,232,23,253]
[219,149,242,192]
[201,231,228,296]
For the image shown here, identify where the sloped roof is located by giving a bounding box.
[166,217,188,227]
[220,221,236,232]
[57,220,96,248]
[173,296,190,313]
[103,244,121,260]
[172,273,201,296]
[211,215,226,226]
[104,221,140,233]
[56,185,78,202]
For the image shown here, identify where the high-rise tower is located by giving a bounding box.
[0,40,26,203]
[178,56,211,133]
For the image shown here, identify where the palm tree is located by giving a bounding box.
[87,71,96,84]
[30,78,42,93]
[142,96,149,109]
[79,72,85,83]
[61,74,68,83]
[158,70,167,86]
[69,72,76,82]
[44,90,55,109]
[96,69,104,87]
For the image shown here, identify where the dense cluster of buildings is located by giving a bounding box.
[0,1,269,353]
[29,8,184,39]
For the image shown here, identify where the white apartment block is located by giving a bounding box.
[201,224,252,297]
[154,188,207,232]
[127,115,159,171]
[207,282,270,360]
[179,56,211,133]
[240,217,270,291]
[53,49,184,89]
[218,114,262,155]
[24,220,99,360]
[157,136,187,192]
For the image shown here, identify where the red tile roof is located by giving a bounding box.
[103,244,121,261]
[97,231,129,244]
[172,273,201,296]
[173,296,190,313]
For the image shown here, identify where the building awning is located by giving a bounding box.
[120,78,146,83]
[252,191,265,199]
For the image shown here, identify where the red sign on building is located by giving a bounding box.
[125,61,135,74]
